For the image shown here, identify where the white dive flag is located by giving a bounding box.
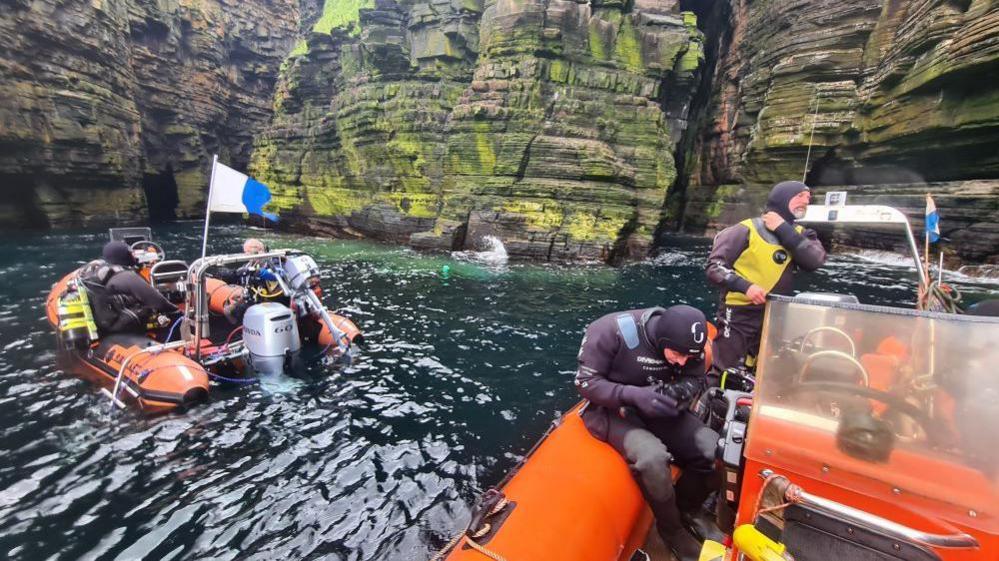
[208,161,278,222]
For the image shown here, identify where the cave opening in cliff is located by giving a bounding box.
[805,149,846,186]
[0,174,50,229]
[142,166,179,223]
[656,0,730,239]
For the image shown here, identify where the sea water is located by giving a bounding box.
[0,223,995,560]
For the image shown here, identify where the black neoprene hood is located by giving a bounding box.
[102,241,136,267]
[766,180,810,222]
[648,305,708,356]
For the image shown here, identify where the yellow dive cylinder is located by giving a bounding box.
[57,281,98,350]
[733,525,795,561]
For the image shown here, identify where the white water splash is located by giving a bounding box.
[650,251,692,266]
[452,235,509,266]
[841,250,999,284]
[844,249,917,268]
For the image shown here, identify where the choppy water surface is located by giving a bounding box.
[0,224,995,561]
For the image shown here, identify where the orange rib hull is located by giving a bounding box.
[444,402,653,561]
[47,272,209,414]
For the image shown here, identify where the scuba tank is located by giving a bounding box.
[57,279,99,350]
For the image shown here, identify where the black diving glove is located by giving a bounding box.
[623,386,680,418]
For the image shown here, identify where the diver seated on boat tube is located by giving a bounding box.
[210,238,310,323]
[575,304,720,561]
[213,238,269,285]
[79,241,179,334]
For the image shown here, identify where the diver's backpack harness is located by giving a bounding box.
[78,260,148,334]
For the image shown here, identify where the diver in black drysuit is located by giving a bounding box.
[706,181,826,371]
[82,241,178,334]
[575,305,719,561]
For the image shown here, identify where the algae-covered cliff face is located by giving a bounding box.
[252,0,704,261]
[4,0,996,263]
[0,0,299,227]
[682,0,999,263]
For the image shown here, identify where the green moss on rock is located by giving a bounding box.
[313,0,373,35]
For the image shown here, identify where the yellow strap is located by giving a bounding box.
[252,284,284,299]
[60,318,91,330]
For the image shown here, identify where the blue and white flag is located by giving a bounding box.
[925,194,940,243]
[209,161,278,222]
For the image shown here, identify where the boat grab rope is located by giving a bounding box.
[207,371,258,384]
[431,497,510,561]
[107,340,185,419]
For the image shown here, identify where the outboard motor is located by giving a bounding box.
[283,253,350,356]
[242,302,301,374]
[283,254,321,291]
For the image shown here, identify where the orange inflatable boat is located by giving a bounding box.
[45,228,362,414]
[437,401,657,561]
[46,271,210,413]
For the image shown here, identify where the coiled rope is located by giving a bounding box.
[918,282,963,314]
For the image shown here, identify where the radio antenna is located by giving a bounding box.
[802,91,821,183]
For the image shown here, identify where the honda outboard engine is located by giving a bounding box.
[282,254,350,358]
[242,302,301,374]
[284,255,320,290]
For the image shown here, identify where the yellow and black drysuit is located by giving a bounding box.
[705,181,826,370]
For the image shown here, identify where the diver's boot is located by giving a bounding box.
[656,498,704,561]
[675,472,723,542]
[682,508,724,543]
[662,526,703,561]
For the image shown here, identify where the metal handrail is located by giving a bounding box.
[186,250,293,360]
[149,260,189,287]
[799,204,928,288]
[799,326,856,357]
[785,485,980,550]
[799,349,869,386]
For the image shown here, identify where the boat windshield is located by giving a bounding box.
[746,296,999,531]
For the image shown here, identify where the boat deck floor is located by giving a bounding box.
[642,528,676,560]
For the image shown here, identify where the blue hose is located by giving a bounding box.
[162,316,183,344]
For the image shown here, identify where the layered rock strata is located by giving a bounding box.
[252,0,705,261]
[682,0,999,263]
[4,0,997,264]
[0,0,299,227]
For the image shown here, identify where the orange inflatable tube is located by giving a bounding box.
[205,277,245,315]
[316,313,362,350]
[93,338,210,413]
[443,402,653,561]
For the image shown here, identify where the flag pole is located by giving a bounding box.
[201,154,219,259]
[923,193,931,280]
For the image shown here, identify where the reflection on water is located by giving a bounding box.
[0,225,995,560]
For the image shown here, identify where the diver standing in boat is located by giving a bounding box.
[706,181,826,371]
[575,304,718,561]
